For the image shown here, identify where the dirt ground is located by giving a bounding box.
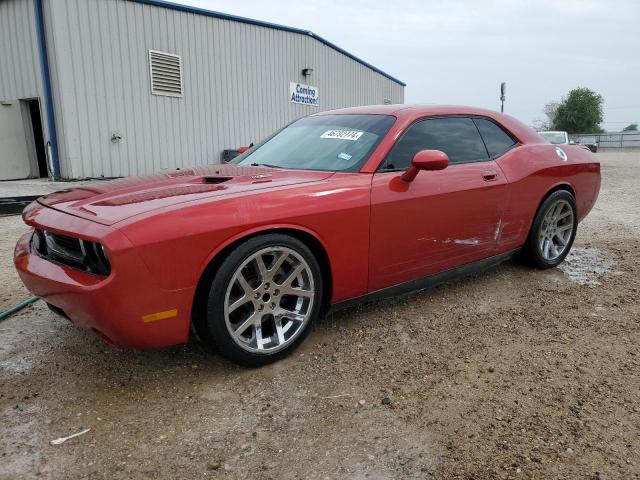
[1,151,638,480]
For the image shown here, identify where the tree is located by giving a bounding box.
[552,87,604,134]
[532,102,559,131]
[531,102,558,132]
[622,123,638,132]
[544,102,559,128]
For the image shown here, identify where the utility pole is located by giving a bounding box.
[500,82,506,113]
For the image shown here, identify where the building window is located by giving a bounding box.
[148,50,183,97]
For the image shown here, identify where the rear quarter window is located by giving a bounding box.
[473,118,517,158]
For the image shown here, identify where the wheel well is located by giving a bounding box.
[540,183,575,205]
[191,229,333,327]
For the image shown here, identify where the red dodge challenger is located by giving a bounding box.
[14,105,600,366]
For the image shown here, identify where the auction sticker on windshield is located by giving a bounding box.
[320,130,364,141]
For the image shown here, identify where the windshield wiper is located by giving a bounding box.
[250,163,284,169]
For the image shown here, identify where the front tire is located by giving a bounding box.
[523,190,578,269]
[202,234,322,366]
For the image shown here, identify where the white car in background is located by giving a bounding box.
[538,131,570,145]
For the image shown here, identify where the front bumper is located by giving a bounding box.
[14,203,193,349]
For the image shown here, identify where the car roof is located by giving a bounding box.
[318,104,507,117]
[315,104,543,144]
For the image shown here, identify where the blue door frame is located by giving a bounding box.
[33,0,60,180]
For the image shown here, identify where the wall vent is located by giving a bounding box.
[148,50,183,97]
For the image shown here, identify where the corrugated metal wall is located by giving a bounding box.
[44,0,404,178]
[0,0,42,100]
[0,0,47,179]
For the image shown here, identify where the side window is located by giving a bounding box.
[473,118,517,158]
[382,117,489,170]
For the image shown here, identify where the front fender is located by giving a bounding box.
[193,223,332,285]
[117,173,372,304]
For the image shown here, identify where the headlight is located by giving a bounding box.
[32,229,111,276]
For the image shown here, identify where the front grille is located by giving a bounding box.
[32,229,111,276]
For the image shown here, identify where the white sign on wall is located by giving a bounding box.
[289,82,319,106]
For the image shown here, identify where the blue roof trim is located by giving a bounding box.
[129,0,406,87]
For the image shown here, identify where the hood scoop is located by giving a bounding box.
[202,176,232,184]
[91,183,227,207]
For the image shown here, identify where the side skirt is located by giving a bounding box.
[329,249,519,313]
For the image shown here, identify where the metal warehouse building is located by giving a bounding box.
[0,0,405,180]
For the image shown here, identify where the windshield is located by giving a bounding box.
[234,114,395,172]
[539,132,567,144]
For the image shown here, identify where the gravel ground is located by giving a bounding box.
[0,216,30,311]
[0,151,638,480]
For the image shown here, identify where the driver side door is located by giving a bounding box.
[368,116,508,292]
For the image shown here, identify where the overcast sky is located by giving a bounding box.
[181,0,639,131]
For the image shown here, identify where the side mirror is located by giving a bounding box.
[401,149,448,182]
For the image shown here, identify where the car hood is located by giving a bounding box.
[38,164,334,226]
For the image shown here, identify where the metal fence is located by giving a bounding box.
[569,132,640,149]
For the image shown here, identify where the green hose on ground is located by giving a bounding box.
[0,296,39,322]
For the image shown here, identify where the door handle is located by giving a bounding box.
[482,171,498,181]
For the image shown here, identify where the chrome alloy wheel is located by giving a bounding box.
[223,247,315,354]
[538,199,574,261]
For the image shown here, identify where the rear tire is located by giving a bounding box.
[201,234,322,367]
[522,190,578,269]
